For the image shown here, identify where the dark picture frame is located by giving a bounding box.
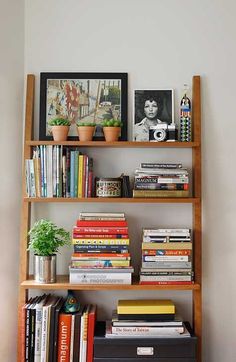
[133,89,174,142]
[39,72,128,140]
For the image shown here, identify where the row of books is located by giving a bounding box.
[105,299,191,338]
[69,213,133,284]
[25,146,93,198]
[140,228,193,285]
[133,162,190,198]
[21,294,96,362]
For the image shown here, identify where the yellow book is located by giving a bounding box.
[142,242,192,250]
[117,299,175,314]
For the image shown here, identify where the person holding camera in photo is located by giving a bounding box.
[134,97,167,141]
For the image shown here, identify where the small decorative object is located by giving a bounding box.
[76,122,96,141]
[28,219,70,283]
[48,117,70,141]
[63,291,80,313]
[180,84,192,142]
[101,119,122,142]
[39,72,128,140]
[96,177,122,197]
[133,89,177,142]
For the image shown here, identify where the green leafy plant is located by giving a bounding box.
[28,219,70,256]
[77,122,96,127]
[101,119,123,127]
[48,117,70,126]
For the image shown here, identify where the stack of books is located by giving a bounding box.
[69,212,133,284]
[25,146,93,198]
[105,299,190,338]
[133,162,189,198]
[22,294,96,362]
[140,228,193,285]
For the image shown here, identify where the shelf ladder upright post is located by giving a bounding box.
[192,75,202,362]
[17,74,35,362]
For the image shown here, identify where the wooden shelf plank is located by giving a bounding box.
[26,140,200,148]
[24,197,200,204]
[21,275,200,291]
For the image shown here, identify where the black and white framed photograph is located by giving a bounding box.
[39,72,128,140]
[133,89,176,142]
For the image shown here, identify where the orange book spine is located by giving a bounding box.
[57,313,72,362]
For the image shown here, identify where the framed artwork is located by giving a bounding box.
[39,72,128,140]
[133,89,175,142]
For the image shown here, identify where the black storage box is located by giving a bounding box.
[94,321,197,362]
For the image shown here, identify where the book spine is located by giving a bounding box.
[73,234,128,239]
[70,151,75,198]
[29,159,36,197]
[69,273,132,284]
[25,307,31,362]
[142,243,192,250]
[78,154,83,198]
[66,147,70,198]
[135,176,188,184]
[72,238,129,245]
[134,183,188,190]
[142,261,192,268]
[73,244,129,253]
[140,163,182,169]
[140,275,193,282]
[111,325,184,335]
[79,212,125,218]
[143,249,191,256]
[143,255,191,262]
[76,220,128,227]
[39,145,45,197]
[62,154,66,197]
[86,306,96,362]
[87,158,93,198]
[72,253,130,258]
[133,190,189,197]
[71,260,130,267]
[73,227,128,234]
[57,314,72,362]
[74,150,79,198]
[40,306,48,362]
[69,314,75,362]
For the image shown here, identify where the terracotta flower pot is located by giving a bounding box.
[51,126,69,141]
[103,127,121,142]
[77,126,95,141]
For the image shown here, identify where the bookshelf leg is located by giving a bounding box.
[17,289,28,362]
[193,288,202,362]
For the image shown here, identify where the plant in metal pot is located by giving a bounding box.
[101,119,123,142]
[76,121,96,141]
[48,117,70,141]
[28,219,70,283]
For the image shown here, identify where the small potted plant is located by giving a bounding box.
[101,119,122,142]
[48,117,70,141]
[28,219,70,283]
[76,122,96,141]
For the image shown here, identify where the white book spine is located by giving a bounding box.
[69,272,132,284]
[79,313,84,362]
[34,306,43,362]
[40,306,48,362]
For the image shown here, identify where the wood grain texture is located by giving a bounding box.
[17,75,34,362]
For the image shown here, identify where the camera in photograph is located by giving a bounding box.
[149,123,177,142]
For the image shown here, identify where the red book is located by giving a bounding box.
[73,234,129,239]
[139,281,194,285]
[73,227,128,234]
[57,313,72,362]
[76,220,128,227]
[142,249,191,256]
[87,305,97,362]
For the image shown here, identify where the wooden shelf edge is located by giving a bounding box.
[26,140,200,148]
[21,276,200,291]
[24,197,200,204]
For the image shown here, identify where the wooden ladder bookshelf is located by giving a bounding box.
[17,74,202,361]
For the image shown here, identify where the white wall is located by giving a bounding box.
[2,0,236,361]
[0,0,24,361]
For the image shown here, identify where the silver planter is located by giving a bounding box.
[34,255,56,283]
